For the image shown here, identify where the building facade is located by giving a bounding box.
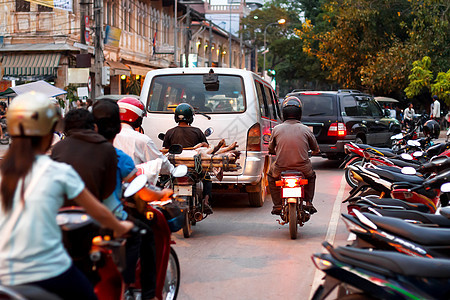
[0,0,251,98]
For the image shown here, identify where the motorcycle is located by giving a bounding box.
[0,118,11,145]
[275,170,311,239]
[57,174,182,300]
[342,208,450,258]
[311,241,450,300]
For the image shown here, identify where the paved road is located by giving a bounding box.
[173,157,351,300]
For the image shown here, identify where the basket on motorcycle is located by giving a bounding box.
[153,200,185,232]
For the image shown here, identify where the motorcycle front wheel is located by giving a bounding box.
[163,247,180,300]
[288,202,298,239]
[344,158,363,189]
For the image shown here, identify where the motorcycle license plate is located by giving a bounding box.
[282,187,302,198]
[174,185,192,196]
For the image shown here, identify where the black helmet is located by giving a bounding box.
[423,119,440,139]
[174,103,194,124]
[282,96,302,121]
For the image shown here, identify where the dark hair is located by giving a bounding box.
[63,108,95,134]
[92,99,121,140]
[125,117,143,129]
[1,137,43,212]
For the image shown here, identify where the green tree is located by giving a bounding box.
[405,56,450,105]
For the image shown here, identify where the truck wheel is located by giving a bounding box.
[248,179,265,207]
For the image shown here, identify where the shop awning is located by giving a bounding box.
[126,64,154,76]
[106,60,130,76]
[1,53,61,81]
[11,80,67,98]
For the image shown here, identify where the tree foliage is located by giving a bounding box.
[405,56,450,105]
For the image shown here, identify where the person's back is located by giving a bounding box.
[51,108,117,202]
[113,97,173,175]
[267,96,319,215]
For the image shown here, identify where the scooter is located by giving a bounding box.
[311,242,450,300]
[275,170,311,239]
[57,175,182,300]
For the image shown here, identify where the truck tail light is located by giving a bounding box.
[328,122,347,137]
[247,123,261,151]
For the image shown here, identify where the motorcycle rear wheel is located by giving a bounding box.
[163,247,180,300]
[182,208,191,238]
[344,158,364,189]
[288,202,298,239]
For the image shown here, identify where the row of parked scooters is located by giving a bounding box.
[311,127,450,299]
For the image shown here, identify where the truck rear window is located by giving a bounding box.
[298,95,336,117]
[147,74,246,113]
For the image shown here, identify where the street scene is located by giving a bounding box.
[1,0,450,300]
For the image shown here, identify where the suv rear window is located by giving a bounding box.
[297,94,336,117]
[147,74,246,113]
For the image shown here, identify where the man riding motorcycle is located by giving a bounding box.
[267,96,320,215]
[163,103,213,214]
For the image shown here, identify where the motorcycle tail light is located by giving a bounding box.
[312,256,333,270]
[285,178,300,188]
[174,176,194,185]
[275,180,284,187]
[328,122,347,137]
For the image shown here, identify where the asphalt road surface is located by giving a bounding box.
[173,157,351,300]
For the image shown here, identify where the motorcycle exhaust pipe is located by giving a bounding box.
[194,211,203,222]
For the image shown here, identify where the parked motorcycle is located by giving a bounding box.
[311,241,450,300]
[275,170,311,239]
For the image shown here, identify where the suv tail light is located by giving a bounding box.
[247,123,261,151]
[328,122,347,137]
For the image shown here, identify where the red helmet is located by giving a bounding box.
[117,97,146,122]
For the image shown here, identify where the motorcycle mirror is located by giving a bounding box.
[168,144,183,155]
[172,165,188,177]
[204,127,214,137]
[158,133,165,141]
[413,151,423,157]
[400,153,413,160]
[401,166,417,175]
[124,174,148,198]
[391,133,403,140]
[440,182,450,193]
[407,140,421,147]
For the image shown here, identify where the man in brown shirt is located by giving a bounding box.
[268,96,320,215]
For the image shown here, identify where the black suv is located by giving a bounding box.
[286,90,401,159]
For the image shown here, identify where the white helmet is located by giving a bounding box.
[7,91,60,137]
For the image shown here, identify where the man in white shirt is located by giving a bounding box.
[431,95,441,123]
[113,97,174,175]
[403,103,415,130]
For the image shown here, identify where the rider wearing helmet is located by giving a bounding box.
[267,96,320,215]
[113,97,174,175]
[163,103,208,148]
[163,103,213,214]
[423,119,440,139]
[0,92,132,299]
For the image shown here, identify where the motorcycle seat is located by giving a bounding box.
[369,168,424,184]
[357,198,430,213]
[280,170,303,177]
[334,246,450,278]
[371,208,450,227]
[363,213,450,246]
[385,158,421,168]
[356,144,396,157]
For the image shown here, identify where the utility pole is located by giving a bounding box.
[208,19,212,67]
[80,0,86,45]
[93,0,104,98]
[174,0,178,66]
[228,3,232,67]
[184,5,191,68]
